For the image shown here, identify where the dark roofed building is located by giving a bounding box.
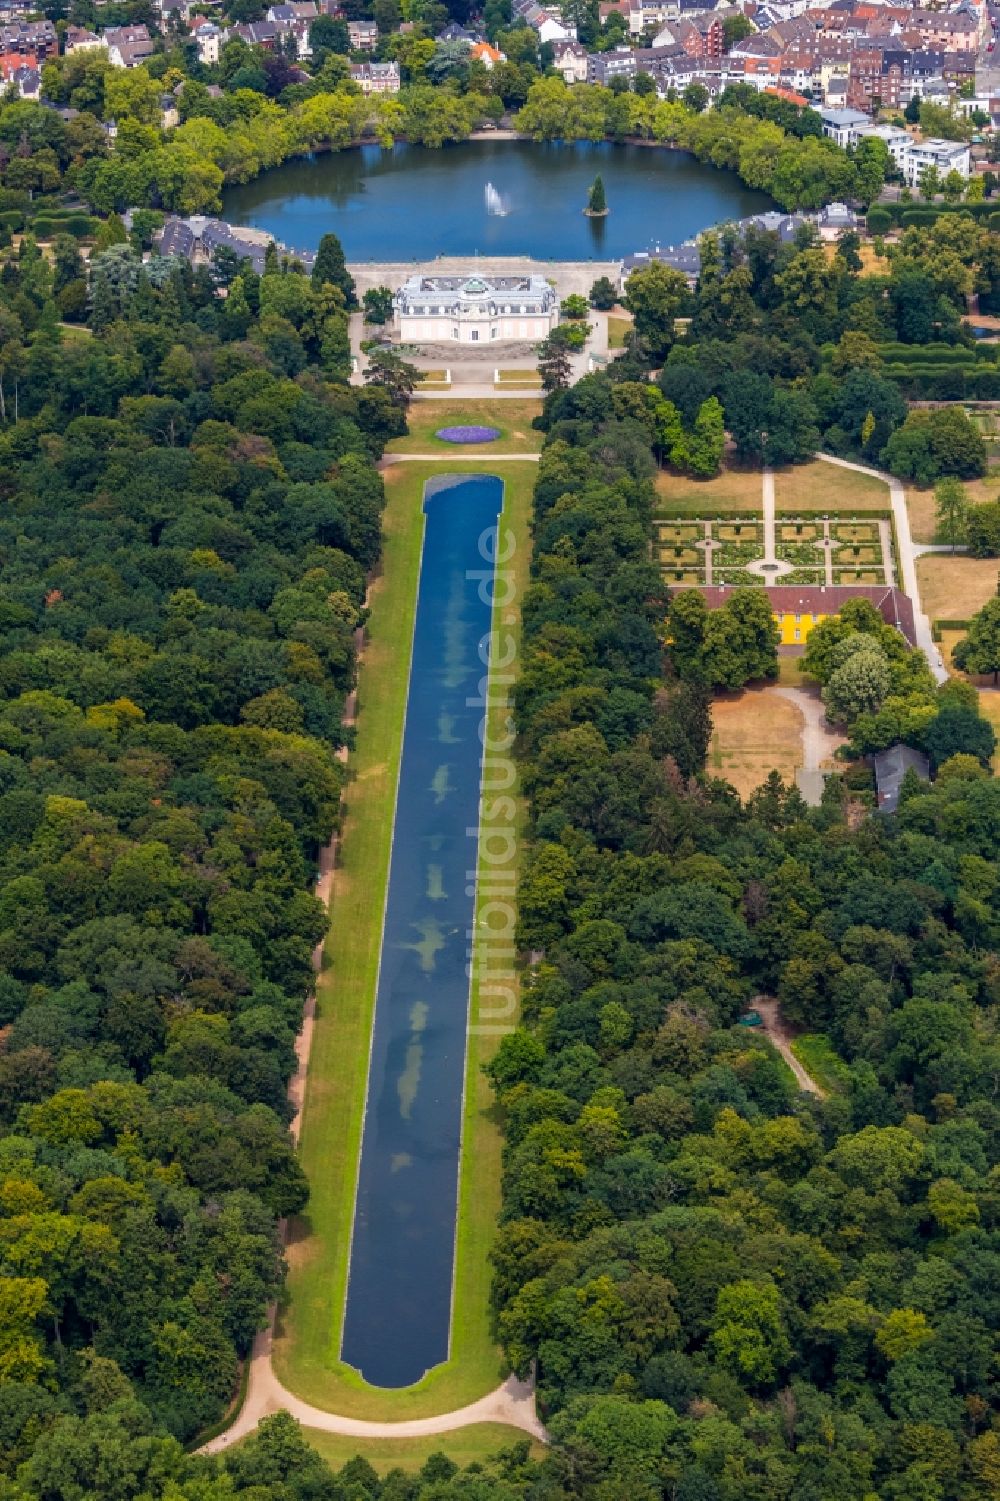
[158,217,195,259]
[873,743,929,813]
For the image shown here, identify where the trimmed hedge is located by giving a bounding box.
[932,618,972,641]
[31,215,95,239]
[0,211,24,231]
[884,201,992,226]
[882,366,1000,398]
[877,342,998,365]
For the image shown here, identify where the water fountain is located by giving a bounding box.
[484,181,510,217]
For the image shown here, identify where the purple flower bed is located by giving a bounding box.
[435,425,501,444]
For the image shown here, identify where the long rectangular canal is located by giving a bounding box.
[340,472,503,1388]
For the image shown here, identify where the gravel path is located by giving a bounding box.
[814,453,948,685]
[753,997,826,1098]
[200,1335,544,1453]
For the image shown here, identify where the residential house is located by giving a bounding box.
[192,20,222,62]
[587,45,637,81]
[63,24,102,50]
[470,40,505,67]
[901,136,970,185]
[103,23,155,66]
[675,12,725,59]
[9,62,38,96]
[158,218,196,259]
[816,199,859,237]
[552,38,588,79]
[267,1,318,19]
[847,45,906,110]
[229,20,279,46]
[873,744,928,813]
[347,18,377,48]
[818,102,870,143]
[628,0,680,32]
[0,18,56,60]
[348,59,401,92]
[823,72,849,105]
[909,8,978,52]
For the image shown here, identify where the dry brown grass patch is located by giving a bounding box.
[709,685,803,799]
[656,465,764,514]
[917,554,1000,622]
[774,460,889,513]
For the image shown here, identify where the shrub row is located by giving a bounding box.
[31,215,95,239]
[877,342,998,366]
[932,618,972,640]
[872,202,997,227]
[884,366,1000,398]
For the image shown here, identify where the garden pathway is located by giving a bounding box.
[762,467,776,565]
[381,454,542,463]
[821,518,834,586]
[773,684,844,807]
[753,997,826,1098]
[878,519,896,586]
[815,454,948,684]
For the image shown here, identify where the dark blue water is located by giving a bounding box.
[221,139,774,261]
[341,473,502,1388]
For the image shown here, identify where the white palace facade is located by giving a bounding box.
[393,272,559,344]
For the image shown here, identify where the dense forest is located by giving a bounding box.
[472,368,1000,1500]
[0,224,410,1482]
[1,67,1000,1487]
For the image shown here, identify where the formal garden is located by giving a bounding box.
[654,512,895,587]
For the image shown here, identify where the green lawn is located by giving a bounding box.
[389,400,543,454]
[304,1423,545,1476]
[607,314,632,350]
[273,457,536,1420]
[790,1034,849,1094]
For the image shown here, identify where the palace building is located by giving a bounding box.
[698,584,918,648]
[393,273,559,344]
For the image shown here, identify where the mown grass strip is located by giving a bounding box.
[303,1422,546,1475]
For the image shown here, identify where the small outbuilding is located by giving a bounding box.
[872,744,930,814]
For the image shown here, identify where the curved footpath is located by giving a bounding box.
[814,454,948,686]
[200,1328,543,1454]
[200,519,546,1458]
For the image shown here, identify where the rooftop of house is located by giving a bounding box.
[819,104,870,123]
[399,273,555,299]
[699,584,917,644]
[873,743,929,813]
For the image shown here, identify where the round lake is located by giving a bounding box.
[221,138,774,262]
